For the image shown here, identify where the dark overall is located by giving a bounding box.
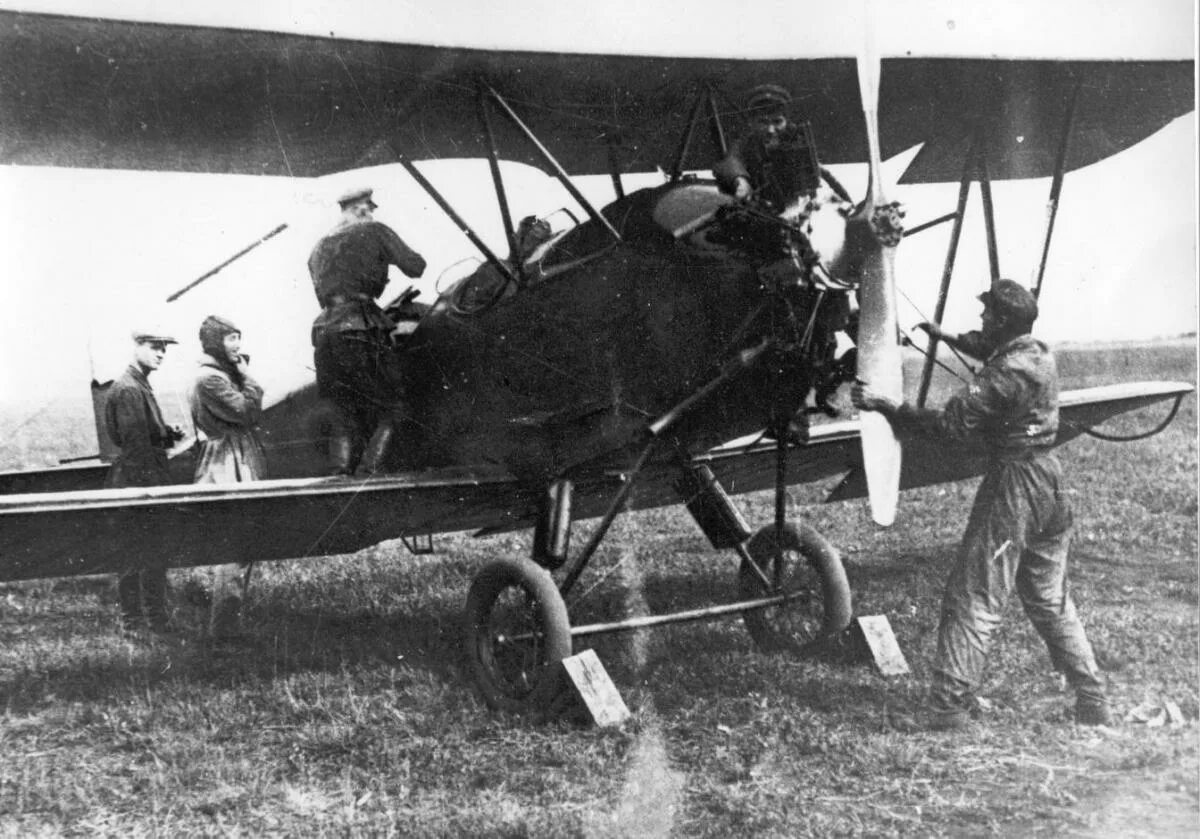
[894,334,1105,711]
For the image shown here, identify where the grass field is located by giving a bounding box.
[0,340,1195,836]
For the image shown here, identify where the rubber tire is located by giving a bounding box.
[739,523,852,654]
[463,557,572,714]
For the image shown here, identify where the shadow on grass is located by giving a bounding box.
[0,529,1138,718]
[643,621,907,723]
[565,552,940,720]
[0,599,468,713]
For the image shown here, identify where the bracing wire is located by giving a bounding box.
[899,331,969,385]
[896,282,1186,443]
[896,285,976,379]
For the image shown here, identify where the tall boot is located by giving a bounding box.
[209,562,245,642]
[117,571,143,631]
[329,428,357,476]
[361,422,394,475]
[348,435,366,476]
[239,562,255,602]
[143,565,171,631]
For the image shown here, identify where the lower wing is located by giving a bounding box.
[0,382,1188,582]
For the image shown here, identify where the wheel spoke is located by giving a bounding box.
[464,558,572,713]
[739,523,852,654]
[485,586,548,697]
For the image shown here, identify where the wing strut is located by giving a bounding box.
[916,143,975,407]
[669,91,708,182]
[669,85,729,181]
[916,78,1081,406]
[393,154,518,286]
[1033,79,1082,301]
[605,132,626,200]
[476,86,525,284]
[978,149,1001,282]
[486,87,622,244]
[708,87,729,158]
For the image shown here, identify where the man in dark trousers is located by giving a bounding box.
[309,186,427,475]
[105,328,184,632]
[853,279,1112,730]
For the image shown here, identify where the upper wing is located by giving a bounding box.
[890,59,1195,183]
[0,11,1191,182]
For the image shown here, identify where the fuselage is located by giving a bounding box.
[393,181,838,483]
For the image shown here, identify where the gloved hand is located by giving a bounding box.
[851,383,899,415]
[917,322,951,343]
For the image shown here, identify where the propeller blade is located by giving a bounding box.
[855,39,883,203]
[853,41,904,527]
[856,240,903,527]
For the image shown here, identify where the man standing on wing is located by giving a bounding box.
[105,328,184,633]
[852,279,1112,730]
[309,186,427,476]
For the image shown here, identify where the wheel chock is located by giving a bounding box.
[854,615,910,676]
[557,649,630,727]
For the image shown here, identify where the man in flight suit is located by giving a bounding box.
[309,186,427,475]
[853,280,1113,730]
[105,328,184,632]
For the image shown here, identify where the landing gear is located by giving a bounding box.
[461,438,856,714]
[739,523,852,653]
[463,557,571,714]
[532,478,573,570]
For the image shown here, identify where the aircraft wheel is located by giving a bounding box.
[463,557,572,714]
[739,523,852,654]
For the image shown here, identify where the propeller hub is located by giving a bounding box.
[869,202,906,247]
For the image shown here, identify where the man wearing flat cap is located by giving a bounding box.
[713,84,822,214]
[105,328,185,633]
[309,186,427,475]
[853,279,1112,730]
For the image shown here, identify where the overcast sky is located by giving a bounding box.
[8,0,1194,60]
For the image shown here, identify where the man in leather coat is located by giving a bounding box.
[105,329,183,632]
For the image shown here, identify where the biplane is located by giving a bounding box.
[0,3,1193,713]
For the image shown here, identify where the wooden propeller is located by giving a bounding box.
[852,32,904,527]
